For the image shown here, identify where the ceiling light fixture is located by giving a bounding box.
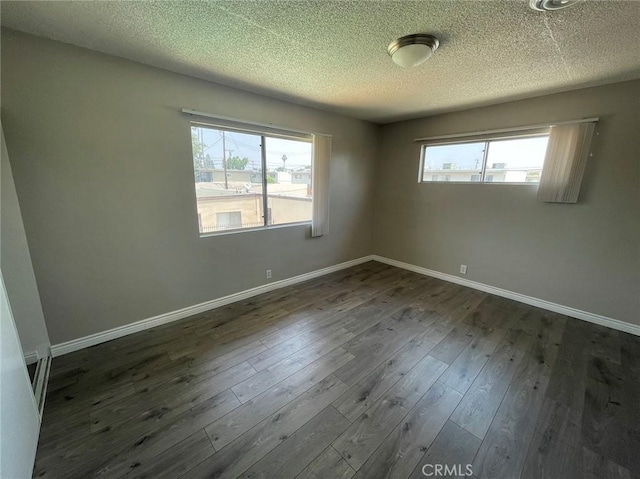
[529,0,584,11]
[388,34,439,68]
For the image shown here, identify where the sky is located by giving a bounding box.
[424,136,549,171]
[192,126,312,170]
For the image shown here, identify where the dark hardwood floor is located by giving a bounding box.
[33,262,640,479]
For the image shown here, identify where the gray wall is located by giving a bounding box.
[0,29,378,344]
[1,121,50,358]
[2,28,638,346]
[374,80,640,326]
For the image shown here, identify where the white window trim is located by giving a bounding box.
[186,112,326,237]
[183,108,330,138]
[413,117,598,143]
[415,118,599,186]
[199,220,311,238]
[418,131,551,186]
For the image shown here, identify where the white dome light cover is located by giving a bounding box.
[388,34,439,68]
[530,0,584,11]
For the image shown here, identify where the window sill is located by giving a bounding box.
[199,221,311,238]
[419,181,540,186]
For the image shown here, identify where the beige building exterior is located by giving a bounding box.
[426,167,541,183]
[196,190,312,233]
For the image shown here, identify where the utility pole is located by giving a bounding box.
[222,131,228,190]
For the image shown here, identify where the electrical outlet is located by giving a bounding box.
[460,264,467,275]
[266,269,272,279]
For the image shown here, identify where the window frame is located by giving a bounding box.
[417,130,550,186]
[190,121,313,237]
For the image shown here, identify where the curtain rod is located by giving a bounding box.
[182,109,331,138]
[413,117,599,143]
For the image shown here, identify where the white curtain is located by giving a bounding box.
[538,121,596,203]
[311,134,331,237]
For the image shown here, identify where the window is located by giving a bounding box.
[419,134,549,184]
[191,124,312,235]
[216,211,242,231]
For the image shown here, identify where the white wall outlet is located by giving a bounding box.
[266,269,272,279]
[460,264,467,275]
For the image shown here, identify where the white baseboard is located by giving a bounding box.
[51,253,638,357]
[372,255,640,337]
[24,344,51,364]
[24,351,39,365]
[51,256,376,357]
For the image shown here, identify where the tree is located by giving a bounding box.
[192,131,205,161]
[225,156,250,170]
[192,130,213,181]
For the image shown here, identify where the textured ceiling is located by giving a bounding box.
[1,0,639,123]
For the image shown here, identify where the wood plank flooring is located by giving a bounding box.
[33,262,640,479]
